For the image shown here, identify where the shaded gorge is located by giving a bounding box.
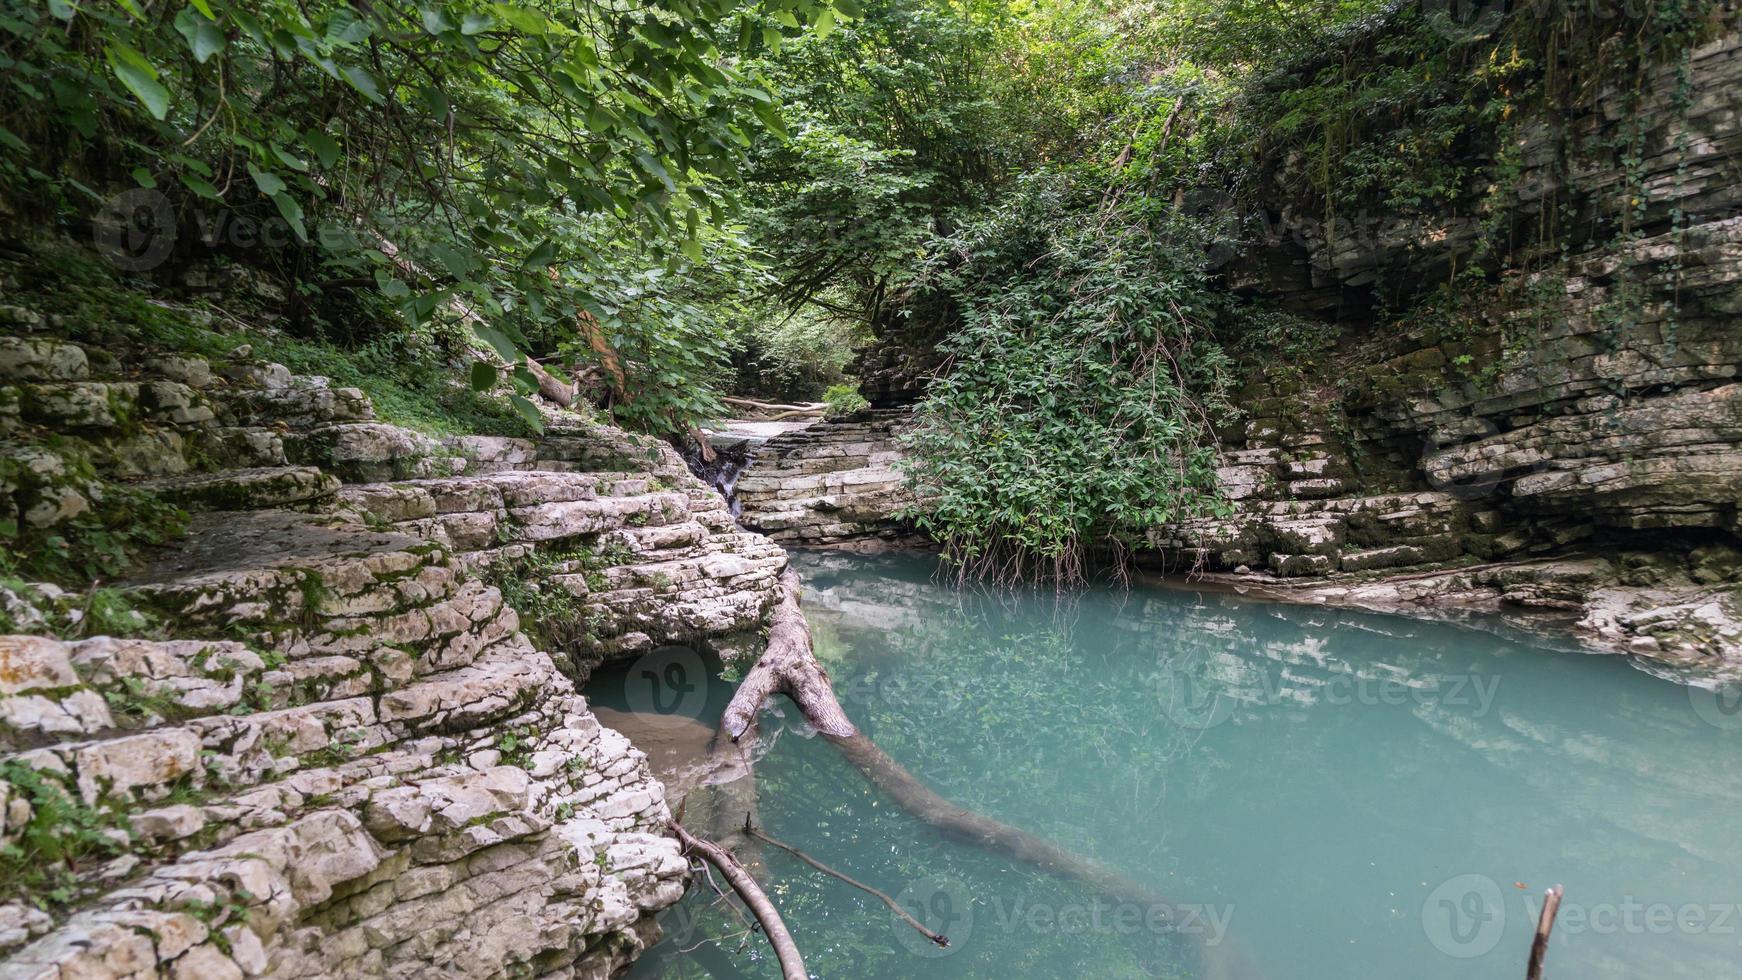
[588,551,1742,980]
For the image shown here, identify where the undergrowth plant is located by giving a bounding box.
[898,176,1237,583]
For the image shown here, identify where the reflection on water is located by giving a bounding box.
[612,550,1742,980]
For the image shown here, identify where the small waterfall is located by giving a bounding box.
[680,435,756,520]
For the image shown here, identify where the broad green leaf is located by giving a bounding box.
[473,323,520,362]
[326,9,372,46]
[188,0,216,18]
[0,127,26,153]
[469,360,498,391]
[247,163,286,196]
[813,8,836,38]
[271,144,309,172]
[130,167,156,188]
[511,364,538,394]
[430,243,474,279]
[419,7,454,33]
[523,239,559,269]
[105,44,171,120]
[174,9,226,63]
[490,5,547,34]
[269,191,307,241]
[46,0,75,22]
[377,276,411,298]
[340,66,382,103]
[460,12,496,35]
[508,394,545,433]
[180,173,222,199]
[304,130,340,168]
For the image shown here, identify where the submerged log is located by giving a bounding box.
[670,821,809,980]
[720,566,1264,980]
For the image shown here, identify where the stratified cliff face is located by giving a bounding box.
[0,309,789,975]
[1149,33,1742,659]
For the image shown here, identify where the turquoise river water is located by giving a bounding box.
[600,550,1742,980]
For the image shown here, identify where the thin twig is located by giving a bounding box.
[744,818,950,948]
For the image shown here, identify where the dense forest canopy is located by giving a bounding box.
[0,0,1729,577]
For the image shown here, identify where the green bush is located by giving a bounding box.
[822,384,869,418]
[898,176,1237,582]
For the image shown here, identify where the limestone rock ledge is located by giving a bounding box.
[0,327,796,976]
[732,410,919,546]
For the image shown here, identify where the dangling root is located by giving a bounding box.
[745,819,950,948]
[670,820,808,980]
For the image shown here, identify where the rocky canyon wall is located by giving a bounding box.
[0,304,794,975]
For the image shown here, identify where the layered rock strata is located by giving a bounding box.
[0,322,790,976]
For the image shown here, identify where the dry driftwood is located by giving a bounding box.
[721,396,826,414]
[670,820,808,980]
[524,357,576,407]
[1527,885,1563,980]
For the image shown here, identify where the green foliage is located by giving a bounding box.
[898,176,1236,581]
[256,330,533,438]
[0,0,847,434]
[822,383,868,418]
[0,447,187,589]
[0,761,133,911]
[730,303,870,400]
[487,541,631,651]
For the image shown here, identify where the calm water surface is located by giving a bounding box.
[606,550,1742,980]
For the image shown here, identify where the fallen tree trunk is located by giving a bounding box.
[721,396,826,414]
[670,821,808,980]
[721,569,855,741]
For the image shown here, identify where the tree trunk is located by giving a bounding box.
[721,569,855,741]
